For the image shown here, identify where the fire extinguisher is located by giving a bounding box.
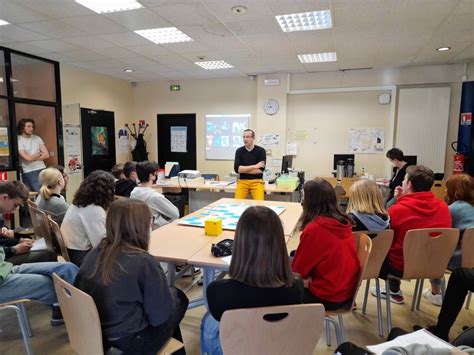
[452,141,467,174]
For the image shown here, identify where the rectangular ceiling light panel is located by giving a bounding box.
[0,20,10,26]
[75,0,143,14]
[298,52,337,63]
[195,60,234,70]
[134,27,193,44]
[276,10,332,32]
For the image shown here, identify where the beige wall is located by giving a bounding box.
[60,64,134,163]
[132,77,257,179]
[288,91,391,179]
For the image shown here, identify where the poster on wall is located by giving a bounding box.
[91,126,109,156]
[117,127,131,154]
[170,126,187,153]
[64,124,82,175]
[349,128,385,153]
[0,127,10,156]
[259,133,280,147]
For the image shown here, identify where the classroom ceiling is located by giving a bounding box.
[0,0,473,82]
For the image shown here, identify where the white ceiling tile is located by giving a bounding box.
[62,15,128,35]
[125,44,173,57]
[0,1,51,23]
[266,0,330,16]
[0,35,18,44]
[224,17,282,36]
[62,36,115,49]
[59,49,108,61]
[19,20,87,39]
[239,34,292,55]
[91,46,138,59]
[20,39,78,52]
[286,30,335,53]
[81,59,129,69]
[104,8,171,31]
[1,41,52,55]
[180,51,224,62]
[99,32,152,47]
[0,25,48,42]
[150,3,218,26]
[119,56,161,67]
[161,41,210,54]
[152,53,196,69]
[453,44,474,61]
[177,23,234,41]
[39,52,76,63]
[303,61,340,72]
[202,0,273,21]
[14,0,94,18]
[413,42,472,65]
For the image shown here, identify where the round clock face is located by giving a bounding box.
[263,99,279,115]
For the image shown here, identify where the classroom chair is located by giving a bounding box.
[354,230,394,337]
[47,216,70,262]
[384,228,459,328]
[52,273,184,355]
[462,228,474,309]
[325,233,372,347]
[219,304,325,355]
[431,180,447,202]
[27,200,55,250]
[0,299,33,355]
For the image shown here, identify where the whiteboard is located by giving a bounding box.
[396,87,450,174]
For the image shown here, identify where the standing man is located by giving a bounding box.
[234,129,266,200]
[17,118,49,192]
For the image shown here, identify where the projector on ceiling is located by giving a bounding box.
[178,170,201,179]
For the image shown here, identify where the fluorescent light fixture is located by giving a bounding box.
[298,52,337,63]
[195,60,234,70]
[124,68,134,73]
[436,46,451,52]
[134,27,193,44]
[75,0,143,14]
[0,20,10,26]
[276,10,332,32]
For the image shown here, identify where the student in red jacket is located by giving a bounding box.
[292,179,360,310]
[371,165,451,304]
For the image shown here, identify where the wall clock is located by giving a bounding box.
[263,99,279,115]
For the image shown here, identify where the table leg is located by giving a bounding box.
[167,262,176,286]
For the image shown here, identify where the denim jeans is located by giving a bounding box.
[22,169,43,192]
[200,312,223,355]
[0,262,79,305]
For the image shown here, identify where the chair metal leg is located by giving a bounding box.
[416,279,424,311]
[385,281,392,334]
[465,291,472,310]
[18,303,32,337]
[325,318,331,346]
[337,315,345,343]
[325,316,342,347]
[375,278,383,337]
[4,305,33,355]
[362,279,370,315]
[411,279,420,311]
[440,277,446,302]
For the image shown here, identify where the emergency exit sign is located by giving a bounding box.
[170,84,180,92]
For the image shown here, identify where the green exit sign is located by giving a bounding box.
[170,84,180,92]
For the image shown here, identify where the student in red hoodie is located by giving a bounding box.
[371,165,451,304]
[292,178,360,309]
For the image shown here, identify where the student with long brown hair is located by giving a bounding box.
[423,173,474,306]
[74,199,188,355]
[202,206,304,354]
[292,178,360,309]
[347,179,390,232]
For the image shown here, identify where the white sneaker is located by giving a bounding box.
[370,286,405,304]
[422,288,443,306]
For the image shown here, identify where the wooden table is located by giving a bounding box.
[153,180,301,212]
[148,198,303,308]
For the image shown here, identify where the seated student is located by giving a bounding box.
[292,179,360,310]
[428,267,474,342]
[0,181,57,265]
[385,148,410,206]
[202,206,304,354]
[111,163,125,182]
[371,165,451,304]
[61,170,115,266]
[115,161,138,198]
[36,167,69,225]
[347,179,390,232]
[51,165,69,200]
[130,161,179,230]
[74,199,188,355]
[423,174,474,306]
[0,180,79,326]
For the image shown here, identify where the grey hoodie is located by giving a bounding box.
[351,211,390,232]
[130,187,179,229]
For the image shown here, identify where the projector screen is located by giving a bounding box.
[206,114,250,160]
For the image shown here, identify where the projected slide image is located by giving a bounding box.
[206,114,250,160]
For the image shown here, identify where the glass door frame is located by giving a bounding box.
[0,46,63,173]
